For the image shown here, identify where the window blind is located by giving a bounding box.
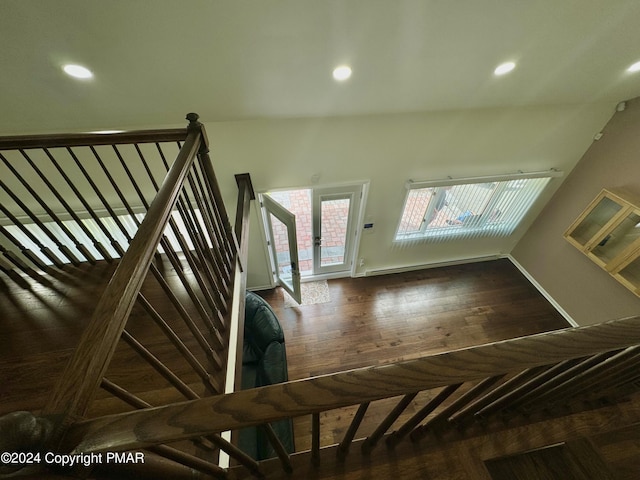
[395,170,562,244]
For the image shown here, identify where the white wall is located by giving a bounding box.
[0,104,615,287]
[204,105,614,288]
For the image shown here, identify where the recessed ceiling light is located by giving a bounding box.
[494,61,516,76]
[332,65,352,81]
[627,61,640,73]
[63,64,93,79]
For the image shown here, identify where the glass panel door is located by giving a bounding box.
[313,185,361,275]
[261,193,302,304]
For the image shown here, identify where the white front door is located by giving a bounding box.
[312,185,362,275]
[261,183,364,283]
[261,193,302,304]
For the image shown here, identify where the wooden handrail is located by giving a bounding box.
[64,315,640,453]
[42,120,202,429]
[0,128,187,150]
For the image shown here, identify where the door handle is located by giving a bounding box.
[314,236,322,246]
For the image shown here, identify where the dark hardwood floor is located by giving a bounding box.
[253,259,572,451]
[4,257,637,479]
[255,259,569,380]
[0,258,218,418]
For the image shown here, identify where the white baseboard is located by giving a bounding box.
[364,255,501,277]
[246,284,274,292]
[505,254,578,327]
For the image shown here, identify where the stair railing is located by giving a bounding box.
[59,314,640,478]
[0,114,256,478]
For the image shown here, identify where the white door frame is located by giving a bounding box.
[259,181,368,284]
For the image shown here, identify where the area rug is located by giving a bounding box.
[283,280,331,307]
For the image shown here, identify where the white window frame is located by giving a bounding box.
[395,170,563,243]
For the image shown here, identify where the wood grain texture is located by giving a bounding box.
[260,260,570,380]
[484,439,616,480]
[64,314,640,453]
[42,128,202,425]
[0,129,187,150]
[224,393,640,480]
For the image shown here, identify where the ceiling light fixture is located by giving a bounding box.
[627,61,640,73]
[494,61,516,76]
[63,64,94,79]
[332,65,352,81]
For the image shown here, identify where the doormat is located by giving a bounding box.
[283,280,331,307]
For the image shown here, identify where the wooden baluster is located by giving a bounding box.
[149,445,228,479]
[113,144,152,210]
[0,167,79,267]
[162,144,232,294]
[178,181,229,308]
[163,223,227,334]
[337,402,370,460]
[149,260,224,354]
[123,142,187,269]
[156,142,229,279]
[173,192,226,320]
[19,149,98,264]
[0,243,52,288]
[63,316,640,455]
[120,330,200,400]
[0,253,32,289]
[311,412,321,467]
[530,346,640,409]
[196,151,238,270]
[0,224,49,271]
[509,351,620,413]
[410,375,506,442]
[206,435,264,479]
[154,241,225,342]
[137,293,221,393]
[361,392,418,454]
[150,261,224,350]
[448,366,548,426]
[5,151,91,265]
[89,145,142,227]
[65,146,133,246]
[147,445,229,480]
[43,122,203,430]
[138,143,227,333]
[386,383,462,448]
[43,148,117,260]
[194,161,233,288]
[473,358,582,419]
[0,200,65,268]
[0,254,17,277]
[101,378,263,478]
[260,423,293,474]
[587,359,640,398]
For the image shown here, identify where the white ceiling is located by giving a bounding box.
[2,0,640,134]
